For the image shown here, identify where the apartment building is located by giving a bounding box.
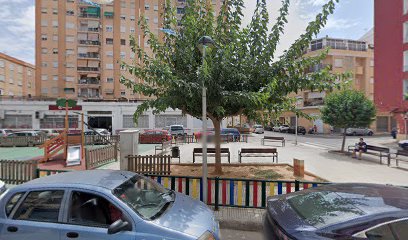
[279,37,394,133]
[0,52,35,98]
[375,0,408,139]
[35,0,222,100]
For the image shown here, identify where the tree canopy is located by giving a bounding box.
[121,0,347,173]
[321,89,376,151]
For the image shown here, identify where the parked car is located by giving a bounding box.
[276,125,290,133]
[194,128,215,141]
[264,125,274,131]
[287,126,306,135]
[0,170,220,240]
[272,126,280,132]
[40,129,60,137]
[0,129,13,137]
[232,124,252,134]
[93,128,111,136]
[0,180,5,195]
[346,127,374,136]
[11,131,43,146]
[221,128,241,141]
[167,125,186,136]
[264,183,408,240]
[139,130,172,144]
[253,125,265,134]
[398,140,408,150]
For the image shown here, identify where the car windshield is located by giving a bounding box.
[171,126,183,131]
[113,176,174,220]
[287,191,366,229]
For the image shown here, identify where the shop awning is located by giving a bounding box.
[104,11,114,17]
[86,7,100,15]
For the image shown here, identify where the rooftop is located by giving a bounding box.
[0,52,35,69]
[308,37,370,52]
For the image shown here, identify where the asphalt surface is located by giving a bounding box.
[220,229,264,240]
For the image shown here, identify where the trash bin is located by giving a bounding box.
[172,146,180,158]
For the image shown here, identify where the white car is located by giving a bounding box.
[93,128,111,136]
[253,125,264,134]
[278,125,290,133]
[272,126,280,132]
[0,129,14,137]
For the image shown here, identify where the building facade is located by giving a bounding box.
[0,53,35,98]
[375,0,408,138]
[280,37,394,133]
[35,0,222,100]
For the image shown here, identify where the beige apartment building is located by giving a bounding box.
[279,37,394,133]
[0,52,35,98]
[35,0,222,100]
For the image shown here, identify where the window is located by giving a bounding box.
[41,20,48,27]
[27,70,32,76]
[106,51,113,57]
[41,88,48,94]
[66,22,75,29]
[153,17,158,24]
[68,191,124,228]
[53,48,58,54]
[121,91,126,96]
[9,64,14,71]
[53,61,58,68]
[53,34,58,41]
[120,52,126,59]
[106,77,113,83]
[405,0,408,15]
[17,66,23,73]
[52,20,58,28]
[65,76,74,82]
[41,62,48,67]
[145,4,150,10]
[120,14,126,20]
[130,27,135,33]
[370,77,374,84]
[365,224,395,240]
[41,75,48,81]
[130,15,135,21]
[106,25,113,32]
[404,51,408,72]
[120,39,126,45]
[123,115,148,128]
[41,7,47,14]
[41,34,48,40]
[9,78,14,84]
[40,115,78,128]
[390,219,408,239]
[120,26,126,33]
[106,38,113,44]
[0,75,4,82]
[106,64,113,69]
[66,10,74,16]
[13,190,64,222]
[52,8,58,15]
[52,87,59,94]
[66,49,74,55]
[404,80,408,100]
[66,35,75,42]
[120,0,126,8]
[0,60,4,68]
[154,5,158,11]
[404,22,408,43]
[334,58,343,68]
[370,59,374,67]
[18,81,22,86]
[53,75,58,81]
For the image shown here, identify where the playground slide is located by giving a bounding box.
[66,145,82,166]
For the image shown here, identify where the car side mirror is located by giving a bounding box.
[108,219,130,235]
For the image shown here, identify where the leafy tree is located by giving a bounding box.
[321,90,376,152]
[121,0,347,174]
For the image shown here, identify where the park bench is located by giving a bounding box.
[155,140,172,155]
[347,144,390,165]
[238,148,278,163]
[193,148,230,163]
[261,136,285,147]
[393,150,408,168]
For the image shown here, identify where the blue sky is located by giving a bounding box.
[0,0,373,65]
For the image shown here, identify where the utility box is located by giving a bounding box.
[119,129,139,171]
[172,146,180,158]
[293,158,304,178]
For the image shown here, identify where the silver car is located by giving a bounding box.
[346,128,374,136]
[0,170,220,240]
[253,125,264,134]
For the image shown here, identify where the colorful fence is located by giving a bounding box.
[146,175,328,209]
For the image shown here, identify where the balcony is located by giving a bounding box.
[78,40,100,46]
[78,53,100,59]
[78,13,100,19]
[78,93,100,99]
[78,27,100,32]
[77,67,100,72]
[78,78,100,85]
[304,99,325,107]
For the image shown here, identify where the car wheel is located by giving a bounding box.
[353,132,357,136]
[368,131,373,136]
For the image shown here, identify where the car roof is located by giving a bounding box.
[19,170,137,190]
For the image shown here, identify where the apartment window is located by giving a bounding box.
[9,78,13,84]
[66,10,74,16]
[120,15,126,20]
[27,70,32,76]
[145,17,149,23]
[120,26,126,33]
[0,89,3,95]
[0,75,4,82]
[334,58,343,68]
[41,20,48,27]
[66,35,75,42]
[404,51,408,72]
[154,5,158,11]
[8,91,14,96]
[41,34,47,40]
[52,87,59,94]
[405,0,408,15]
[66,62,75,68]
[9,64,14,71]
[41,7,47,13]
[106,64,113,69]
[120,39,126,45]
[120,1,126,8]
[41,88,48,94]
[66,22,75,29]
[66,49,74,55]
[106,51,113,57]
[53,75,58,81]
[18,81,22,86]
[106,25,113,32]
[120,52,126,59]
[41,75,48,81]
[130,2,135,9]
[369,77,374,84]
[130,52,135,59]
[0,60,4,68]
[53,61,58,68]
[106,38,113,44]
[130,27,135,33]
[52,20,58,28]
[370,59,374,67]
[121,91,126,96]
[41,62,48,67]
[53,34,58,41]
[28,82,31,88]
[145,4,150,10]
[404,80,408,100]
[52,8,58,15]
[17,66,22,73]
[404,22,408,43]
[177,7,185,14]
[53,48,58,54]
[42,48,48,54]
[107,77,114,83]
[153,17,158,24]
[65,76,74,82]
[130,15,135,21]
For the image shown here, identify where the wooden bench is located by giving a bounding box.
[155,140,172,155]
[193,148,230,163]
[261,136,285,147]
[238,148,278,163]
[347,145,390,165]
[394,150,408,168]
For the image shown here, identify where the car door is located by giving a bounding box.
[1,190,66,240]
[60,189,137,240]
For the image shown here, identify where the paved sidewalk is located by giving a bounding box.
[214,207,264,231]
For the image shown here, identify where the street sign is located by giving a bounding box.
[49,105,82,111]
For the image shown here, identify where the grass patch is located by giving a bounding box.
[253,169,283,180]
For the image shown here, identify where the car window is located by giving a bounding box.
[365,224,395,240]
[390,219,408,239]
[69,191,123,228]
[6,192,24,217]
[13,190,64,223]
[171,126,183,131]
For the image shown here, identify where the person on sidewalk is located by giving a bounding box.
[352,138,367,160]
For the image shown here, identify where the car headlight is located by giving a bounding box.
[198,231,216,240]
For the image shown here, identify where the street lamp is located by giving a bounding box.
[198,36,215,204]
[295,96,303,146]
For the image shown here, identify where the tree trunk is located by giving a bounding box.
[212,118,223,175]
[341,128,347,152]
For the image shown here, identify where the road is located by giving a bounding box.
[220,229,264,240]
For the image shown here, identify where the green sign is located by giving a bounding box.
[56,99,77,108]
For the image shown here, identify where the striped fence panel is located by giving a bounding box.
[0,160,38,184]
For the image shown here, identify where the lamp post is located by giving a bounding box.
[295,96,303,146]
[198,36,215,204]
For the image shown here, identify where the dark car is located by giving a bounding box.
[221,128,241,141]
[264,183,408,240]
[287,126,306,135]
